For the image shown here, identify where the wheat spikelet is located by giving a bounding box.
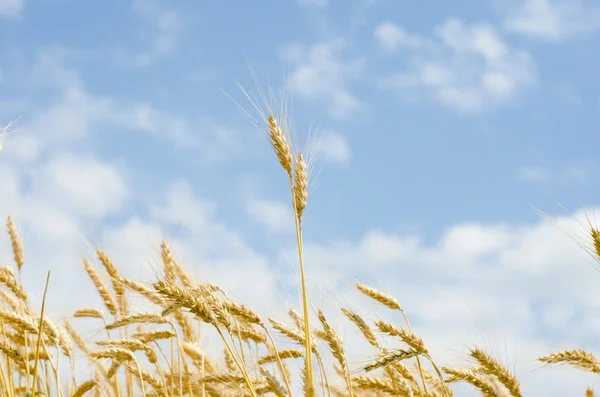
[84,259,118,317]
[153,280,215,324]
[387,357,418,386]
[6,217,24,272]
[225,300,263,325]
[539,349,600,373]
[231,322,266,344]
[132,329,176,343]
[267,114,293,178]
[444,367,498,397]
[97,249,128,315]
[0,310,37,333]
[258,348,303,365]
[198,373,248,384]
[174,309,197,342]
[90,347,135,362]
[341,308,379,348]
[116,276,165,305]
[0,266,28,302]
[587,387,595,397]
[375,320,428,355]
[106,313,169,330]
[72,380,98,397]
[96,338,147,351]
[160,240,178,284]
[0,339,27,370]
[316,309,352,397]
[288,308,304,330]
[160,240,195,289]
[293,152,308,219]
[0,287,21,310]
[471,348,521,397]
[41,316,73,357]
[592,228,600,261]
[364,348,418,372]
[269,318,316,353]
[356,283,402,311]
[65,319,89,355]
[106,361,121,378]
[224,346,238,372]
[73,309,104,319]
[353,376,397,394]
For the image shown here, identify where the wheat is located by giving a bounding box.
[258,348,303,365]
[132,329,176,343]
[364,349,418,372]
[267,114,293,177]
[592,228,600,261]
[84,259,118,317]
[97,249,128,315]
[106,313,169,330]
[65,319,89,355]
[375,320,428,355]
[90,347,135,362]
[587,387,595,397]
[471,348,522,397]
[356,283,403,311]
[6,217,24,272]
[539,349,600,373]
[353,376,397,394]
[293,152,308,219]
[71,380,98,397]
[0,266,28,302]
[444,367,498,397]
[341,308,379,348]
[73,309,104,319]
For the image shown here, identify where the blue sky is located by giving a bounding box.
[1,0,600,395]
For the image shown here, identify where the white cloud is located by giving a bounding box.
[281,39,364,119]
[2,48,240,163]
[41,153,129,218]
[318,129,350,165]
[504,0,600,41]
[0,0,23,17]
[376,19,535,113]
[374,21,425,52]
[245,198,295,234]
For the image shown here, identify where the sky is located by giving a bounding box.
[1,0,600,395]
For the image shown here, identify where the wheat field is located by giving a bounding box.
[0,113,599,397]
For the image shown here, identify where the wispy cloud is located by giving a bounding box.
[376,18,535,113]
[280,39,364,119]
[504,0,600,41]
[515,165,550,182]
[245,198,295,234]
[0,0,22,17]
[515,162,592,184]
[113,0,180,67]
[5,47,241,163]
[374,21,426,52]
[317,129,351,165]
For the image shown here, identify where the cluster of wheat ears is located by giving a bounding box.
[0,110,600,397]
